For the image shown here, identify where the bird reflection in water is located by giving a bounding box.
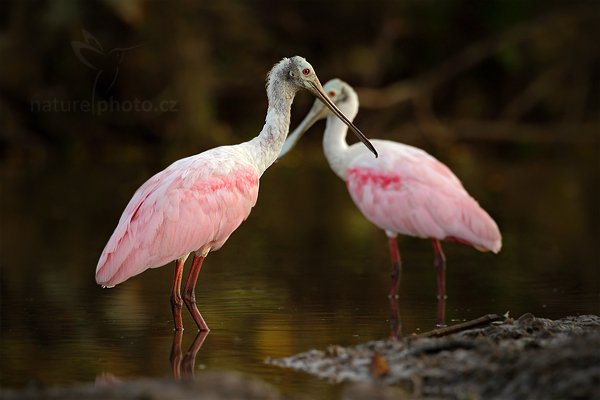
[170,330,209,379]
[388,295,446,339]
[389,298,402,339]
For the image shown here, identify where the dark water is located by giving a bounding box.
[1,140,598,398]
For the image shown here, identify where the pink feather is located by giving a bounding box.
[96,149,259,287]
[345,141,501,253]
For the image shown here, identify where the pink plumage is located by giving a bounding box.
[95,58,378,332]
[279,78,501,327]
[96,151,260,288]
[345,141,501,253]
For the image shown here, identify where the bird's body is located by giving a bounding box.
[337,139,500,253]
[95,147,261,288]
[280,79,501,325]
[96,59,377,332]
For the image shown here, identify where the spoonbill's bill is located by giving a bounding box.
[96,60,378,332]
[279,79,501,324]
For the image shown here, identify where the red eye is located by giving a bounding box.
[302,68,310,75]
[328,91,336,97]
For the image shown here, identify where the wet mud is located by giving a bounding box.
[270,313,600,399]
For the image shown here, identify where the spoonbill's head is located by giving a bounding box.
[270,58,377,158]
[279,78,359,158]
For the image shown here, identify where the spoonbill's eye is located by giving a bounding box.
[328,91,336,97]
[302,68,310,75]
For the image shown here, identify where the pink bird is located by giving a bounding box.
[96,59,378,332]
[279,79,501,325]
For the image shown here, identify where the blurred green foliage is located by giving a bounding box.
[0,0,598,167]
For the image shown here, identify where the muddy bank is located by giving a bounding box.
[270,313,600,399]
[0,372,284,400]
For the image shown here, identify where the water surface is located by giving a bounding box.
[1,141,598,398]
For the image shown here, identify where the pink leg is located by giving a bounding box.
[170,258,185,331]
[183,255,210,331]
[170,330,183,379]
[388,236,402,299]
[432,239,447,327]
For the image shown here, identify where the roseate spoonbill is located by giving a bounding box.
[279,79,501,324]
[96,59,378,332]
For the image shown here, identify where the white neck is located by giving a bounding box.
[247,105,291,175]
[245,62,297,175]
[322,90,359,179]
[323,117,350,179]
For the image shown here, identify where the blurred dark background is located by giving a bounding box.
[1,0,598,166]
[0,0,599,391]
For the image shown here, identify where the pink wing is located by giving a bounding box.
[96,152,260,287]
[346,141,501,253]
